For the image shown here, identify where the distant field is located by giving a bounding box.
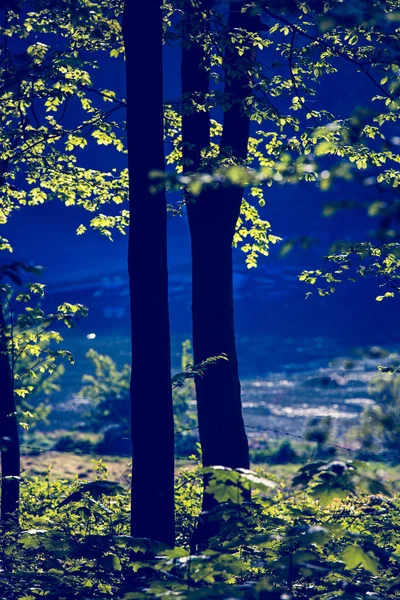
[50,329,397,445]
[21,452,131,483]
[21,452,196,484]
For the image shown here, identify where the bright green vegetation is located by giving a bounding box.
[1,458,399,599]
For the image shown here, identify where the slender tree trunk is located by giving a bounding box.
[0,303,19,523]
[0,12,19,524]
[182,1,257,524]
[123,0,175,546]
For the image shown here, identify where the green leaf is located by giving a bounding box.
[312,483,351,507]
[99,553,122,572]
[342,545,378,575]
[59,481,124,506]
[205,480,241,503]
[236,468,277,490]
[376,292,395,301]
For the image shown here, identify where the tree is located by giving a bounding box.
[178,0,400,328]
[123,0,175,546]
[0,298,19,522]
[181,1,266,519]
[244,1,400,301]
[178,0,400,534]
[80,341,199,457]
[1,0,176,543]
[0,262,86,523]
[0,0,127,524]
[0,0,127,244]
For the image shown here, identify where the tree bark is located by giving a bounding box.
[0,302,19,523]
[182,1,257,520]
[190,217,249,479]
[123,0,175,546]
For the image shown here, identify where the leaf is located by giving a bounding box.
[342,545,378,575]
[303,526,330,546]
[206,479,241,504]
[163,547,189,558]
[114,536,168,554]
[99,553,122,572]
[312,483,351,507]
[235,468,277,490]
[59,481,124,506]
[376,292,394,301]
[19,530,48,550]
[280,241,294,257]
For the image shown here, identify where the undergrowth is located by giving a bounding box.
[0,457,399,599]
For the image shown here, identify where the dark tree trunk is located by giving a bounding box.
[123,0,175,546]
[0,303,19,523]
[190,216,249,479]
[182,1,257,523]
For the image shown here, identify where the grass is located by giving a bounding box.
[20,449,400,494]
[21,451,197,483]
[21,452,130,482]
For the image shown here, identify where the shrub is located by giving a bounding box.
[359,371,400,459]
[0,459,397,599]
[80,341,198,456]
[53,432,99,454]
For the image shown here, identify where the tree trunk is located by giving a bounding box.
[0,302,19,523]
[190,215,249,479]
[123,0,175,546]
[182,1,257,522]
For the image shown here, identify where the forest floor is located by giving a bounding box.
[21,452,198,484]
[20,451,400,489]
[21,452,131,483]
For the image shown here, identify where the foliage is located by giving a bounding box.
[2,0,400,273]
[251,439,303,465]
[0,0,281,266]
[80,348,131,434]
[52,431,102,455]
[303,416,338,461]
[298,241,400,300]
[164,0,400,273]
[80,341,230,456]
[3,0,400,595]
[0,458,399,599]
[0,262,87,429]
[80,341,205,456]
[358,368,400,458]
[0,0,127,245]
[170,340,198,456]
[6,0,400,275]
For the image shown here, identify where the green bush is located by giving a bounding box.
[250,440,302,464]
[53,432,100,454]
[81,341,198,456]
[80,349,131,434]
[359,371,400,459]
